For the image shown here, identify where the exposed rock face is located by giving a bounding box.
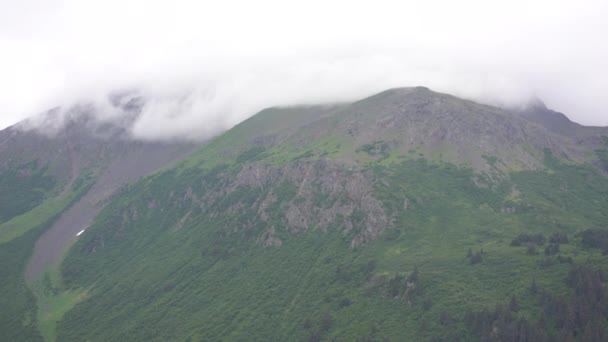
[257,226,282,247]
[234,160,389,247]
[285,87,607,172]
[106,159,391,250]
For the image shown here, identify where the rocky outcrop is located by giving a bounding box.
[257,226,282,247]
[230,160,390,248]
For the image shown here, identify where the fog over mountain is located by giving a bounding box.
[1,0,607,141]
[3,2,608,337]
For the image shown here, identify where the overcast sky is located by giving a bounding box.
[1,0,607,139]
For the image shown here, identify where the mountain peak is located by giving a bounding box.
[362,86,434,101]
[525,96,548,111]
[13,93,144,141]
[4,86,608,342]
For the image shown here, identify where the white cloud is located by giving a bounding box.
[1,0,607,139]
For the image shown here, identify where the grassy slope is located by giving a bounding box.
[0,162,62,341]
[12,95,596,340]
[0,161,55,224]
[29,229,91,342]
[32,276,87,342]
[0,164,93,244]
[0,167,94,342]
[55,134,608,341]
[0,192,78,244]
[0,227,45,342]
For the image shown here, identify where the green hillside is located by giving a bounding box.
[0,101,195,341]
[50,89,608,341]
[0,167,93,342]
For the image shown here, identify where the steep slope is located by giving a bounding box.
[518,98,606,139]
[25,141,195,281]
[0,98,199,341]
[52,88,608,341]
[186,87,604,174]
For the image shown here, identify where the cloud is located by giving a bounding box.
[1,0,607,140]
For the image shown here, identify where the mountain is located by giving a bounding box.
[0,96,199,341]
[2,87,608,341]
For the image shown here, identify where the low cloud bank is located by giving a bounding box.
[3,0,607,140]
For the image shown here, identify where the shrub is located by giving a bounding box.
[544,243,560,256]
[549,232,569,244]
[511,233,545,247]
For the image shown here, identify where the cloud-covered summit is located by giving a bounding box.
[2,0,607,139]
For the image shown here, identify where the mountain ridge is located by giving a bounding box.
[1,86,608,341]
[51,87,608,340]
[183,87,607,177]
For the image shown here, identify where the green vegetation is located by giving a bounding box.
[33,280,87,342]
[51,145,608,340]
[0,162,70,340]
[0,169,94,341]
[0,161,55,224]
[3,90,608,341]
[0,191,78,244]
[29,241,90,342]
[465,263,608,340]
[595,136,608,171]
[0,163,92,244]
[356,140,391,159]
[0,227,45,341]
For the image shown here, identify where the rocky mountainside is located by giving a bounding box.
[518,98,607,140]
[2,87,608,341]
[197,87,606,174]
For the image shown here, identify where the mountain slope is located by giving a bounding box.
[185,87,605,174]
[52,88,608,341]
[0,98,200,341]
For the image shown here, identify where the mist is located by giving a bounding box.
[1,0,607,141]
